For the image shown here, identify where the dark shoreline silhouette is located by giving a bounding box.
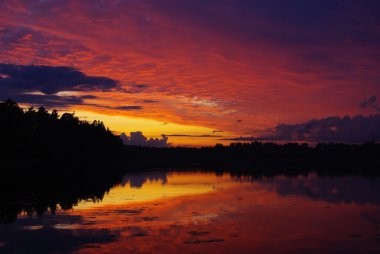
[0,99,123,159]
[1,99,380,173]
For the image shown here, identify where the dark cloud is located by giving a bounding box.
[134,84,149,89]
[0,63,117,94]
[82,103,144,112]
[149,0,380,48]
[142,99,158,103]
[114,105,143,110]
[118,83,150,94]
[0,63,118,107]
[120,131,169,147]
[221,136,258,142]
[224,114,380,144]
[212,130,224,133]
[166,134,223,138]
[266,114,380,143]
[360,95,380,112]
[7,94,97,108]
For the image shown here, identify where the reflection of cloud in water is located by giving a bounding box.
[247,175,380,205]
[2,171,380,253]
[191,213,219,223]
[362,210,380,227]
[23,225,44,230]
[120,172,168,188]
[0,215,118,253]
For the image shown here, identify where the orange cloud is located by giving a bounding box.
[1,1,380,145]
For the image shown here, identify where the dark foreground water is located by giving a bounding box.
[1,171,380,253]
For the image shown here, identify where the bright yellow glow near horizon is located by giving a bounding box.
[74,172,238,209]
[74,110,232,146]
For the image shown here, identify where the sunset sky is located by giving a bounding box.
[1,0,380,146]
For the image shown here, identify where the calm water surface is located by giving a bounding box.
[1,171,380,253]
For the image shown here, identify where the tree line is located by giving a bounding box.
[1,99,379,170]
[0,99,123,159]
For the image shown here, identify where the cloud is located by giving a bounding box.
[166,134,223,138]
[2,1,380,139]
[0,63,118,107]
[142,99,158,103]
[116,83,151,94]
[266,115,380,143]
[7,94,97,108]
[120,131,169,147]
[0,63,117,94]
[220,136,258,142]
[360,95,380,112]
[223,114,380,144]
[114,105,143,110]
[83,103,144,112]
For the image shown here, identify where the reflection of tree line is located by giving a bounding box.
[1,99,380,223]
[0,165,126,224]
[0,168,171,224]
[2,166,380,224]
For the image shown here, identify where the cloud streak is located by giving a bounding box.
[166,134,223,138]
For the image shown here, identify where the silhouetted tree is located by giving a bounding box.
[0,99,123,159]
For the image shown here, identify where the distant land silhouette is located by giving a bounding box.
[1,99,380,172]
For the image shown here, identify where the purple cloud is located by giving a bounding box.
[120,131,169,147]
[223,114,380,144]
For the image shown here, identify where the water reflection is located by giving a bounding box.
[257,175,380,204]
[1,170,380,253]
[76,172,239,209]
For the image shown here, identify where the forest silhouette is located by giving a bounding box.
[1,99,380,171]
[1,99,380,223]
[0,99,123,159]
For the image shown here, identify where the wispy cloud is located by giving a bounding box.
[360,95,380,112]
[166,134,224,138]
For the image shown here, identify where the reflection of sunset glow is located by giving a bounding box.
[75,172,238,209]
[66,174,380,253]
[8,172,380,253]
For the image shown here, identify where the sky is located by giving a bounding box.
[1,0,380,146]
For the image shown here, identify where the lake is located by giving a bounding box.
[1,170,380,253]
